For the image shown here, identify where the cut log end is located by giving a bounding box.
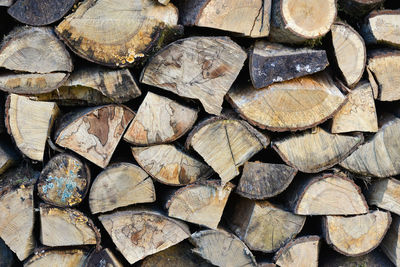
[274,236,320,267]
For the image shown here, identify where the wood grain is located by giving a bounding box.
[274,236,320,267]
[367,178,400,216]
[24,249,90,267]
[86,248,123,267]
[381,215,400,266]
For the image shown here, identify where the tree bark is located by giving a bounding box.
[274,236,320,267]
[338,0,384,18]
[381,215,400,266]
[86,248,123,267]
[24,248,90,267]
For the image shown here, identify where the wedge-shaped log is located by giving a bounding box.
[140,36,247,115]
[338,0,385,18]
[56,0,181,67]
[86,248,123,267]
[55,105,134,168]
[227,73,346,131]
[367,178,400,216]
[381,215,400,266]
[272,127,363,173]
[274,236,320,267]
[166,181,234,229]
[24,249,90,267]
[89,162,156,214]
[124,92,197,145]
[99,207,190,264]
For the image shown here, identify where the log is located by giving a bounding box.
[89,162,156,214]
[55,105,134,168]
[131,144,212,186]
[227,72,346,131]
[40,204,99,247]
[186,117,269,184]
[179,0,271,37]
[37,153,90,207]
[165,180,234,229]
[0,27,72,73]
[0,238,14,267]
[140,36,247,115]
[227,198,306,253]
[236,161,297,200]
[124,92,198,145]
[367,178,400,216]
[269,0,336,44]
[249,41,328,89]
[24,249,90,267]
[338,0,385,18]
[330,22,366,87]
[0,140,18,175]
[5,94,59,161]
[86,248,123,267]
[381,215,400,266]
[0,0,13,6]
[274,236,320,267]
[8,0,76,26]
[55,0,181,67]
[272,127,363,173]
[190,229,257,267]
[320,249,394,267]
[331,81,378,133]
[324,210,391,256]
[158,0,170,5]
[98,207,190,264]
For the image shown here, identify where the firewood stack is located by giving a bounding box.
[1,0,400,266]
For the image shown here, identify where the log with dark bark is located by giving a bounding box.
[338,0,385,18]
[381,215,400,266]
[24,248,90,267]
[274,236,320,267]
[86,248,123,267]
[367,178,400,216]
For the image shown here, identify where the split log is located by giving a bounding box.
[124,92,198,145]
[24,249,90,267]
[274,236,320,267]
[338,0,385,18]
[330,22,366,87]
[249,41,328,89]
[367,178,400,215]
[0,141,18,175]
[86,248,123,267]
[320,249,394,267]
[55,105,134,168]
[40,204,99,247]
[227,73,346,131]
[227,198,306,253]
[324,210,391,256]
[140,36,247,115]
[132,144,212,186]
[179,0,271,37]
[272,127,363,173]
[8,0,76,26]
[55,0,181,67]
[89,162,156,214]
[98,207,190,264]
[340,114,400,177]
[236,162,297,200]
[190,229,257,267]
[158,0,170,5]
[0,27,72,73]
[37,153,90,207]
[0,0,13,6]
[269,0,336,44]
[165,181,234,229]
[0,238,14,267]
[331,81,378,133]
[186,117,269,184]
[381,215,400,266]
[5,94,59,161]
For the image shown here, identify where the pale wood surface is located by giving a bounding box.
[274,236,320,267]
[381,215,400,266]
[0,0,13,6]
[367,178,400,216]
[86,248,124,267]
[24,249,89,267]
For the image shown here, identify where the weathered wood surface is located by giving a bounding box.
[320,249,394,267]
[140,36,247,115]
[55,105,134,168]
[250,41,328,89]
[272,127,363,173]
[56,0,181,67]
[0,0,13,6]
[381,215,400,266]
[24,249,90,267]
[158,0,170,5]
[0,238,14,267]
[367,178,400,216]
[132,144,212,186]
[338,0,385,17]
[124,92,197,145]
[89,162,156,214]
[227,73,346,131]
[86,248,123,267]
[274,236,320,267]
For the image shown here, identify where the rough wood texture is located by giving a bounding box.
[269,0,336,44]
[0,27,72,73]
[140,36,247,115]
[158,0,170,5]
[132,144,212,186]
[5,94,59,161]
[99,208,190,264]
[180,0,271,37]
[381,215,400,266]
[331,22,366,87]
[320,249,394,267]
[367,178,400,216]
[37,153,90,207]
[338,0,384,17]
[0,238,14,267]
[324,210,391,256]
[186,117,269,184]
[227,198,306,253]
[190,229,257,267]
[250,41,328,89]
[227,72,346,131]
[236,161,297,200]
[86,248,123,267]
[272,127,363,173]
[24,249,89,267]
[166,181,234,229]
[331,81,378,133]
[124,92,197,145]
[55,105,134,168]
[340,114,400,177]
[89,162,156,214]
[56,0,181,67]
[0,0,13,6]
[274,236,320,267]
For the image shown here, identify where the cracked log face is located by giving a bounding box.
[89,162,156,214]
[124,92,197,145]
[86,248,123,267]
[381,215,400,266]
[140,36,247,115]
[367,178,400,216]
[274,236,320,267]
[24,249,90,267]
